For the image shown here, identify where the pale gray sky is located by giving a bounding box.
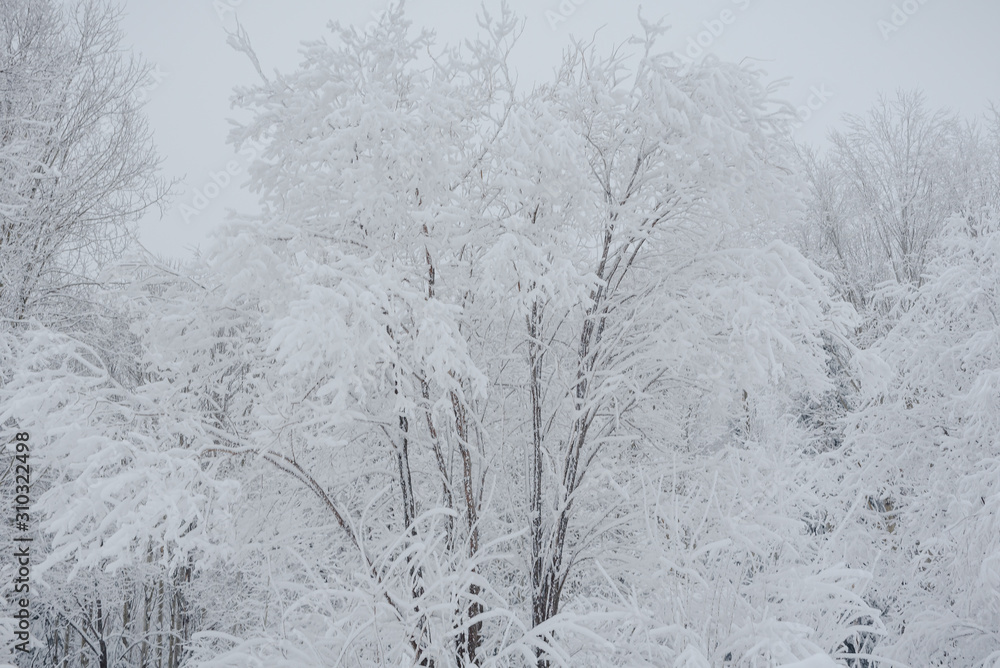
[121,0,1000,260]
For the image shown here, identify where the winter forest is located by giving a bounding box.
[1,0,999,666]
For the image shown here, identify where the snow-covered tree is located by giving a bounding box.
[798,90,967,335]
[0,1,168,665]
[138,6,869,666]
[2,3,930,667]
[0,261,239,668]
[0,0,163,332]
[840,204,1000,666]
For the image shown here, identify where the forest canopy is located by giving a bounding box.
[1,3,998,668]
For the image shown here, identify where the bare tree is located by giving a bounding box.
[1,2,169,667]
[0,0,164,329]
[805,90,965,308]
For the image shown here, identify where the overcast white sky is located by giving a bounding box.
[120,0,1000,260]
